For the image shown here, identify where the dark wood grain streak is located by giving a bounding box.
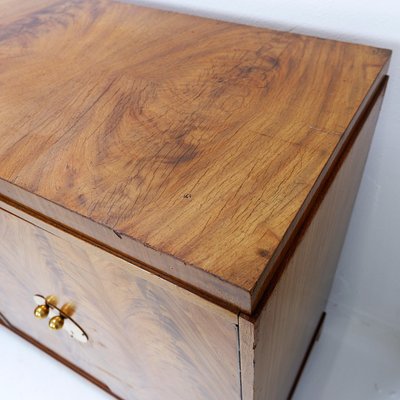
[0,0,391,313]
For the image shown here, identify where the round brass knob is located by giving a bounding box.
[49,315,64,330]
[61,302,75,317]
[34,304,49,319]
[33,294,88,343]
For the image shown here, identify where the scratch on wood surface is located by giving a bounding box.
[309,125,343,136]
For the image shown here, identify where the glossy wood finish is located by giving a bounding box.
[0,0,391,312]
[238,78,388,400]
[0,206,240,400]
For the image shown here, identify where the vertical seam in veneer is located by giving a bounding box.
[236,315,244,400]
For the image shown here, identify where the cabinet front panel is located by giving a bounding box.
[0,207,240,400]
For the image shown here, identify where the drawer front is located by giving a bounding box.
[0,206,240,400]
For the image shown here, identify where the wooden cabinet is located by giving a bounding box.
[0,0,391,399]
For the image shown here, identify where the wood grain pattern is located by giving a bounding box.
[0,0,391,312]
[0,206,240,400]
[239,78,388,400]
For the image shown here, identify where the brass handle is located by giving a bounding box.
[33,294,88,343]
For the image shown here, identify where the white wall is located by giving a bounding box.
[131,0,400,329]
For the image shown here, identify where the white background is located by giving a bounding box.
[1,0,399,399]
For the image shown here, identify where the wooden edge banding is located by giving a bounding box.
[0,321,122,400]
[0,311,12,328]
[0,194,244,316]
[247,73,390,321]
[236,312,327,400]
[238,317,255,400]
[0,177,251,313]
[0,202,237,324]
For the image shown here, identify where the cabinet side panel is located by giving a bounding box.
[251,81,387,400]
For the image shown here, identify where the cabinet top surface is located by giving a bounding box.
[0,0,390,310]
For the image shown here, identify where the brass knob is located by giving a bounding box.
[49,315,64,330]
[34,304,49,319]
[33,294,88,343]
[61,302,75,317]
[33,295,57,319]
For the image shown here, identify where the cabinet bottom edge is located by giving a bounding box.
[0,320,122,400]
